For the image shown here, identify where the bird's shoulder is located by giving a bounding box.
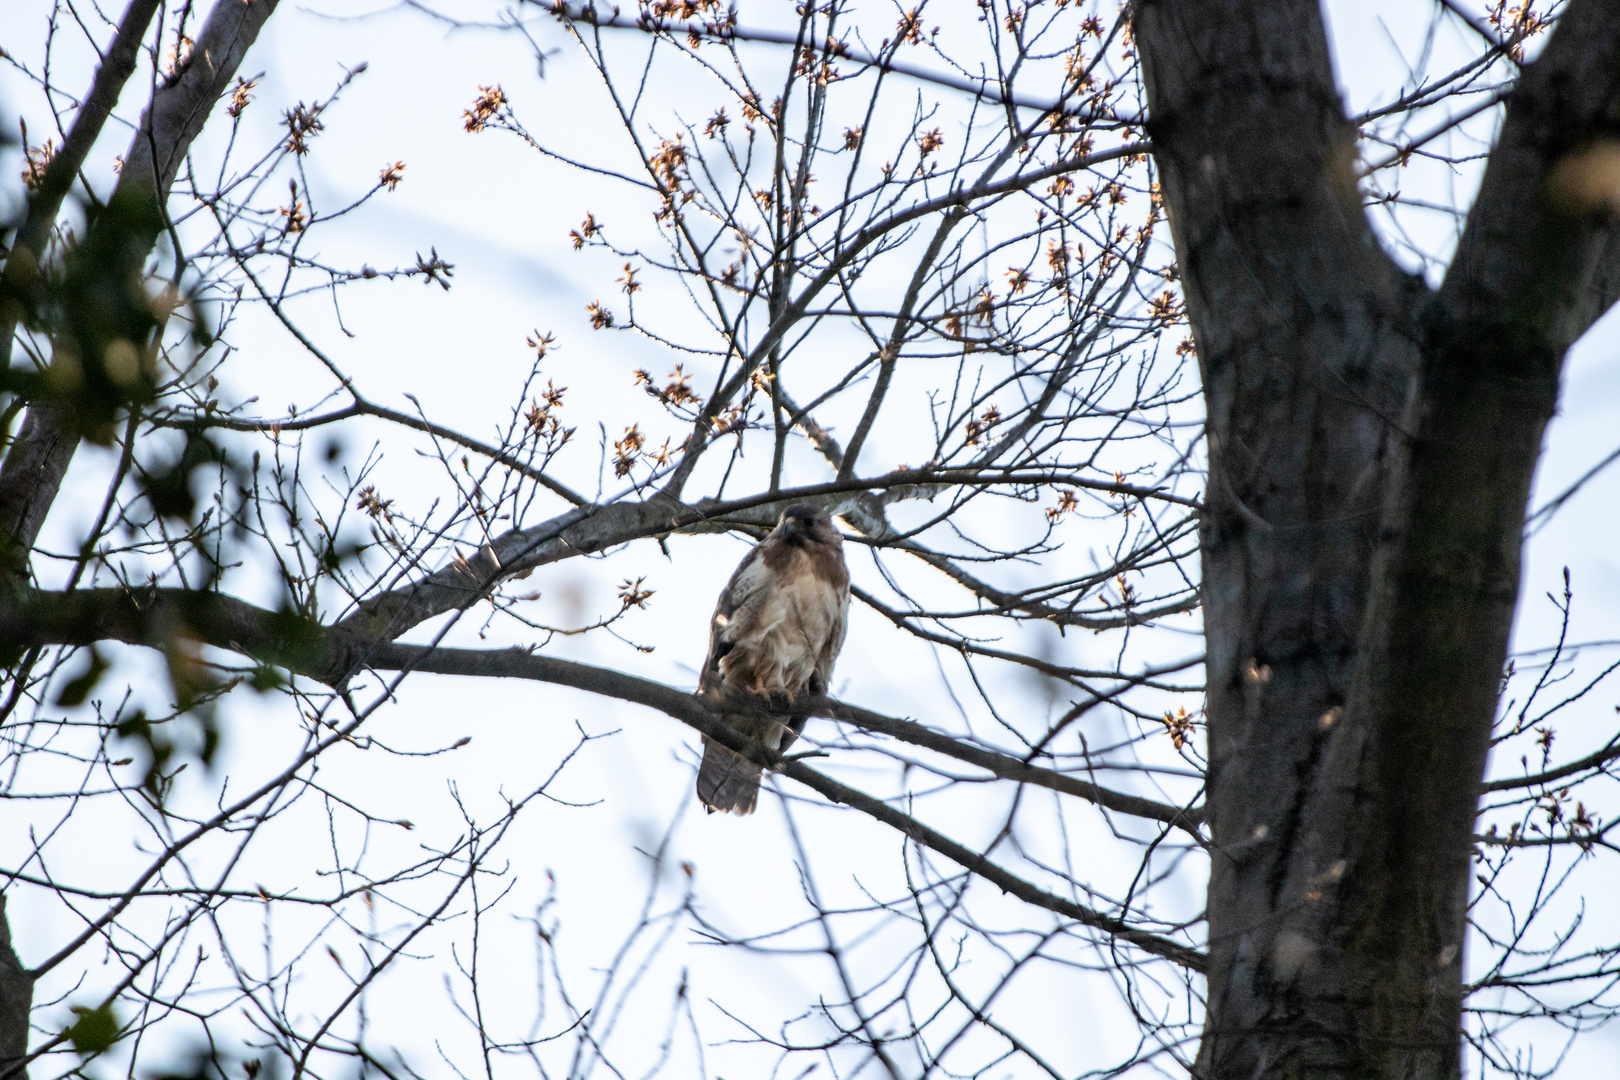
[713,540,777,620]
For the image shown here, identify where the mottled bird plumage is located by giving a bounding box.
[695,504,850,814]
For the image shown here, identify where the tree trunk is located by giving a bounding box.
[0,898,34,1080]
[1133,0,1620,1075]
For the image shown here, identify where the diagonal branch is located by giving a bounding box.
[0,0,282,574]
[1436,0,1620,352]
[773,757,1205,971]
[354,642,1204,970]
[0,0,163,370]
[0,583,1199,827]
[814,696,1206,830]
[337,466,1183,644]
[0,581,1207,967]
[0,0,165,574]
[1480,736,1620,793]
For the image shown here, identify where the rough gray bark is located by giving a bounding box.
[0,899,32,1080]
[1132,0,1620,1075]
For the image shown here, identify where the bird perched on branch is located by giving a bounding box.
[696,503,850,814]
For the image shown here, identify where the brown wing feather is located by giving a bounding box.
[698,542,770,698]
[696,540,778,814]
[804,538,849,695]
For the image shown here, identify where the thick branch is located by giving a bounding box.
[816,696,1205,829]
[339,466,1177,643]
[773,759,1206,971]
[0,584,1197,827]
[0,586,354,680]
[370,638,1203,829]
[365,643,1204,969]
[119,0,282,199]
[0,585,1206,968]
[0,0,166,572]
[1437,0,1620,349]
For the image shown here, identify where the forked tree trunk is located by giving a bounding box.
[1132,0,1620,1076]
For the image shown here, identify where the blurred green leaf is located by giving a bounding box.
[53,646,108,707]
[248,666,285,693]
[114,709,171,796]
[0,640,27,670]
[140,427,229,521]
[63,1002,120,1055]
[1,186,213,445]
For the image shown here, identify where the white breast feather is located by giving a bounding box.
[719,550,844,695]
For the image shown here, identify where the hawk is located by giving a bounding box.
[696,503,850,814]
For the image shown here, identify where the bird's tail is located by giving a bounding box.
[696,736,763,815]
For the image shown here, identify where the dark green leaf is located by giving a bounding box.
[64,1002,120,1054]
[53,646,109,707]
[249,666,285,693]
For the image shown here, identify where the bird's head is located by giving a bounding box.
[777,503,838,545]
